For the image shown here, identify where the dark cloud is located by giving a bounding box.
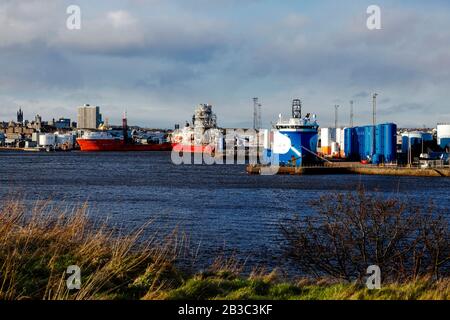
[353,91,370,98]
[380,103,427,115]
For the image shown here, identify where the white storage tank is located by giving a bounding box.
[437,123,450,149]
[321,128,336,155]
[331,142,340,156]
[336,127,346,157]
[38,133,56,146]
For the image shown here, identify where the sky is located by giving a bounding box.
[0,0,450,128]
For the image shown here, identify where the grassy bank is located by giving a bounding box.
[0,199,448,300]
[161,273,450,300]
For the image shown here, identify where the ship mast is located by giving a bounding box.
[122,111,128,143]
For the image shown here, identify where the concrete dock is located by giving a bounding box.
[246,164,450,177]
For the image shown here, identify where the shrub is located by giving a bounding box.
[280,188,450,282]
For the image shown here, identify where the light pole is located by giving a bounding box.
[372,93,378,159]
[350,100,354,128]
[372,93,378,126]
[334,105,339,129]
[408,134,412,167]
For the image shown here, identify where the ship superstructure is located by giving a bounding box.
[171,104,221,153]
[269,99,319,167]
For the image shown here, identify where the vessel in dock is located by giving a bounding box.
[266,99,320,167]
[170,104,221,154]
[77,116,172,152]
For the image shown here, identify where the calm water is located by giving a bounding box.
[1,151,449,273]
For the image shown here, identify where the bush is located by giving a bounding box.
[281,188,450,282]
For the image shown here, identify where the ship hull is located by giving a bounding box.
[279,129,318,166]
[77,139,172,152]
[269,128,319,167]
[172,143,215,154]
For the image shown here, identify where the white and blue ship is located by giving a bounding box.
[267,99,319,167]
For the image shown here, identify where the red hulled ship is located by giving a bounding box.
[77,117,172,152]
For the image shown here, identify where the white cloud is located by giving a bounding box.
[107,10,137,28]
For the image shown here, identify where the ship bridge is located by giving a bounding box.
[275,115,319,132]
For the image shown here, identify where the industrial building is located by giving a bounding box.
[77,104,102,129]
[54,118,72,130]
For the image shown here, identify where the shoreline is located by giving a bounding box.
[247,164,450,177]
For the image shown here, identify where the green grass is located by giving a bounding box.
[160,274,450,300]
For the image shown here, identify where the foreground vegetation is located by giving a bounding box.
[0,195,448,300]
[161,273,450,300]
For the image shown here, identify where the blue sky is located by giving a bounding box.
[1,0,450,128]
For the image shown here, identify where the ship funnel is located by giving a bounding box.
[292,99,302,119]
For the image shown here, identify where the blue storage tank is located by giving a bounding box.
[383,123,397,162]
[345,123,397,163]
[364,126,374,158]
[357,126,366,160]
[440,137,450,150]
[344,127,359,159]
[356,127,365,159]
[375,124,384,155]
[344,128,353,158]
[401,132,427,153]
[372,153,383,165]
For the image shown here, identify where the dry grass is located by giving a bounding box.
[0,199,181,300]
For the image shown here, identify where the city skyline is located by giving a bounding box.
[1,0,450,128]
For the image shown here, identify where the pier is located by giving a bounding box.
[246,163,450,177]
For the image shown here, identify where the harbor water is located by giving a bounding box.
[1,151,449,275]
